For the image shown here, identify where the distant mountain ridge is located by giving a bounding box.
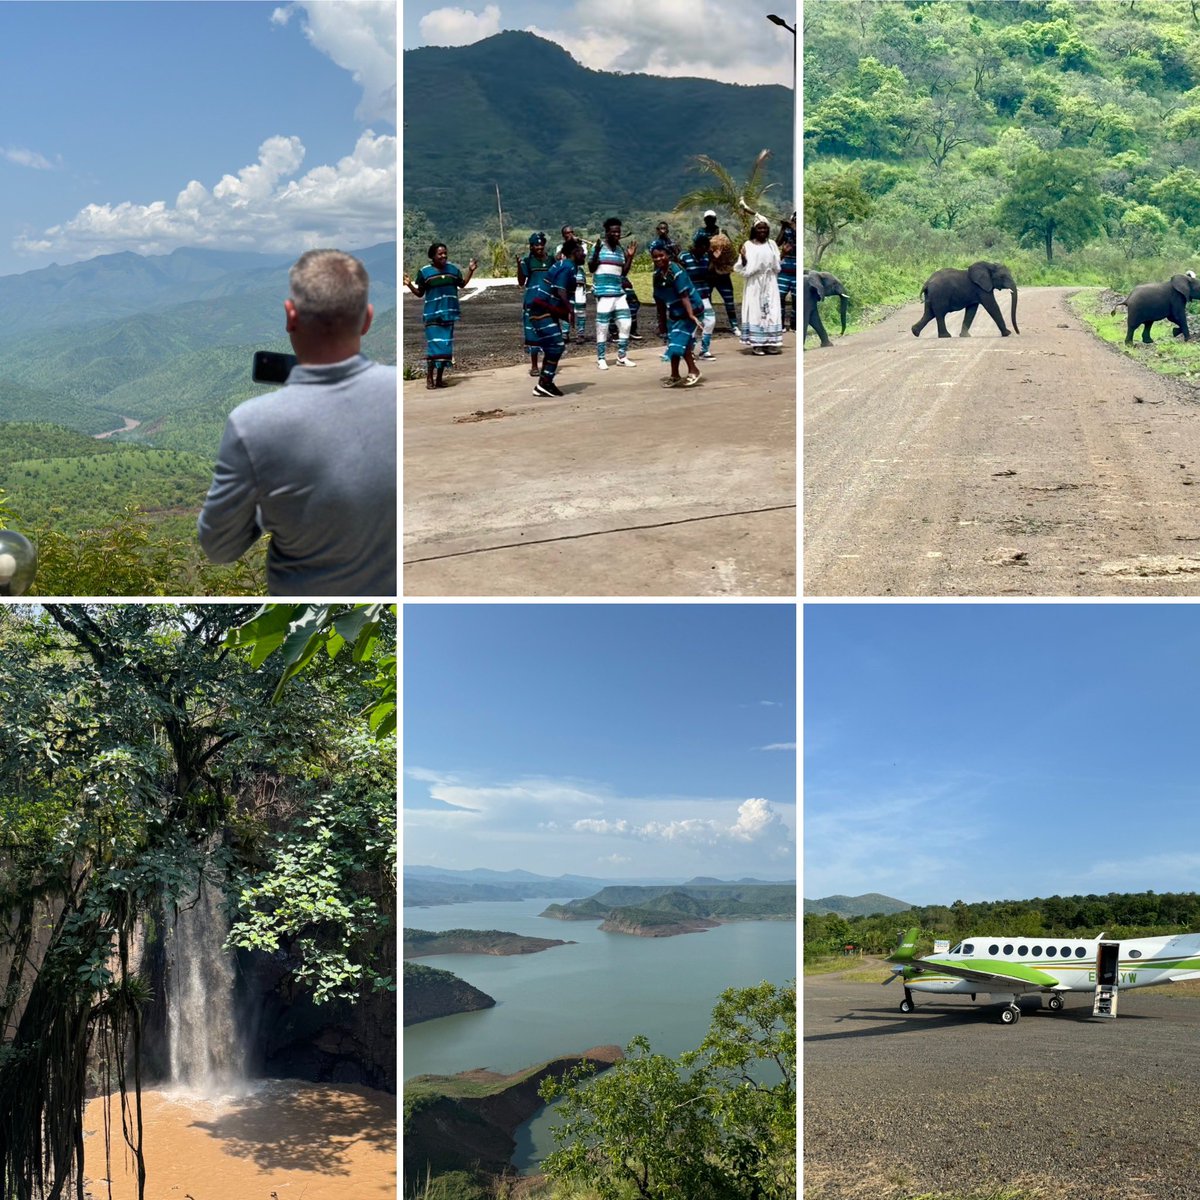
[0,243,395,343]
[404,31,794,239]
[804,893,913,916]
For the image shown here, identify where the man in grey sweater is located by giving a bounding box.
[198,249,396,595]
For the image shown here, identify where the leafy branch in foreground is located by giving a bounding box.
[539,980,796,1200]
[224,603,397,736]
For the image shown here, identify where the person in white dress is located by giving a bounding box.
[734,219,783,354]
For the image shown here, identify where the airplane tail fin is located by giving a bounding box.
[887,926,921,964]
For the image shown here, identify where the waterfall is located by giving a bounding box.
[165,876,246,1096]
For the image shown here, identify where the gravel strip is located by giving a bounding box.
[805,965,1200,1198]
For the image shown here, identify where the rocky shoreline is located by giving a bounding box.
[404,1045,623,1180]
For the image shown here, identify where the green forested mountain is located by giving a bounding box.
[805,0,1200,308]
[804,892,913,916]
[404,31,794,244]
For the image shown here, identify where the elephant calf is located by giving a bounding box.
[912,261,1019,339]
[1116,272,1200,345]
[804,270,849,348]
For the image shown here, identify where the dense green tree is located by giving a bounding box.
[0,605,394,1200]
[1148,166,1200,226]
[1116,202,1171,257]
[997,148,1105,261]
[541,981,795,1200]
[804,171,874,266]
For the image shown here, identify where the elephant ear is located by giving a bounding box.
[967,262,993,291]
[806,275,826,299]
[1171,274,1190,297]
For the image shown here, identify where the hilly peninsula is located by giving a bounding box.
[541,881,795,937]
[403,961,495,1026]
[403,928,574,958]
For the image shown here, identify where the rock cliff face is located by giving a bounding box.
[403,961,496,1026]
[403,1046,623,1179]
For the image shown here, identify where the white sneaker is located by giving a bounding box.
[617,356,637,367]
[700,351,716,360]
[597,359,609,370]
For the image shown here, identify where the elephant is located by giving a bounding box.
[1114,272,1200,344]
[911,261,1019,339]
[803,270,850,348]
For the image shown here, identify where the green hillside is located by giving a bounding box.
[803,893,913,917]
[404,31,794,242]
[805,0,1200,327]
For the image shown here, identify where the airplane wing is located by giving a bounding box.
[905,955,1061,989]
[888,929,1061,990]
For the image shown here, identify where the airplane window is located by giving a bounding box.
[1075,947,1087,958]
[950,943,962,955]
[989,944,999,955]
[963,943,974,954]
[1129,949,1142,958]
[1046,946,1057,956]
[1018,945,1029,956]
[1061,947,1071,957]
[1032,945,1043,956]
[1004,944,1014,954]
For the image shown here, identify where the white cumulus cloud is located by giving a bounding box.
[573,798,788,846]
[273,0,396,123]
[15,131,396,260]
[419,4,502,47]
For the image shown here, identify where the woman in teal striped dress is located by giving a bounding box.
[405,242,477,389]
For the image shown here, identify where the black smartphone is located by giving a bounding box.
[252,351,298,384]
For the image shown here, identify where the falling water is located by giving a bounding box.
[165,877,246,1096]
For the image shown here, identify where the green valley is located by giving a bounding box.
[0,243,396,595]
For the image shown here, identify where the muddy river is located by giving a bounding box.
[82,1079,395,1200]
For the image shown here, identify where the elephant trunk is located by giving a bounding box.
[838,293,848,335]
[1009,286,1019,335]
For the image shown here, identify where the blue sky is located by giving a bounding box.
[0,1,395,277]
[404,603,796,879]
[806,603,1200,907]
[403,0,796,87]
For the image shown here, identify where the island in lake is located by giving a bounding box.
[541,881,795,936]
[403,927,574,958]
[403,961,496,1026]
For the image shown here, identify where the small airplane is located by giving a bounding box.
[884,926,1200,1024]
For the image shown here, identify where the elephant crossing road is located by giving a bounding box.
[912,261,1020,339]
[1114,272,1200,345]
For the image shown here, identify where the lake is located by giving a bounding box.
[403,896,797,1171]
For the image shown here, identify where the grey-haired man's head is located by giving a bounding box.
[288,249,370,334]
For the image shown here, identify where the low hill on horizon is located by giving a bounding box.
[805,893,914,917]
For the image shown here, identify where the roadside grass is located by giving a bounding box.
[1069,289,1200,382]
[805,955,888,982]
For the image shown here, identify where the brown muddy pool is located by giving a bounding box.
[82,1079,396,1200]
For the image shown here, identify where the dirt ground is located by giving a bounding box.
[403,283,796,597]
[805,964,1200,1199]
[804,286,1200,596]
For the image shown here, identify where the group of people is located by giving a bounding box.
[406,209,798,394]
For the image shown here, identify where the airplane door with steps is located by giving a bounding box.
[1094,942,1121,1018]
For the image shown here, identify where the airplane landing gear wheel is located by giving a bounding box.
[1047,994,1064,1012]
[1000,1004,1020,1025]
[899,997,914,1014]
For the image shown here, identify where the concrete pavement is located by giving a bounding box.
[403,338,796,596]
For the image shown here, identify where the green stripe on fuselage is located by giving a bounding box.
[926,958,1059,986]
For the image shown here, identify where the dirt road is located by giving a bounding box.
[805,965,1200,1199]
[404,305,795,597]
[804,286,1200,596]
